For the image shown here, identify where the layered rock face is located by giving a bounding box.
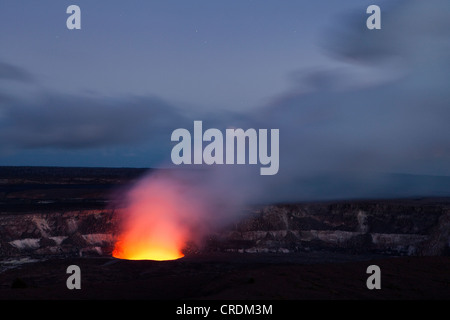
[0,209,119,258]
[1,200,448,259]
[209,201,450,256]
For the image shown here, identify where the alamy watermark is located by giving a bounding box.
[66,265,81,290]
[171,121,279,175]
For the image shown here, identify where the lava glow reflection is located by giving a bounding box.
[112,174,199,261]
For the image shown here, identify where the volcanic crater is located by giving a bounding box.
[0,167,448,299]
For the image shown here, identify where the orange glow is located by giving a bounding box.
[112,174,201,261]
[112,218,186,261]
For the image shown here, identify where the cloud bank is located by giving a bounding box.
[0,93,186,150]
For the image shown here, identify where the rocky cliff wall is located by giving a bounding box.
[208,201,449,256]
[1,199,448,259]
[0,209,119,258]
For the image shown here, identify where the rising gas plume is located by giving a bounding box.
[111,169,247,260]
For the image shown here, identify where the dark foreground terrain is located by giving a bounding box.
[0,253,448,300]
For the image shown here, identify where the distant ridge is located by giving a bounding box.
[0,166,150,182]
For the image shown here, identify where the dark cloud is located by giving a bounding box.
[0,92,187,150]
[0,62,34,83]
[323,0,450,64]
[0,58,190,154]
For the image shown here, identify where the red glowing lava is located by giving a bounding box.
[112,212,186,261]
[112,174,203,261]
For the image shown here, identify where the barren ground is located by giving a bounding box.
[0,252,448,300]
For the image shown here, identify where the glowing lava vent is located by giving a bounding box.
[112,174,203,261]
